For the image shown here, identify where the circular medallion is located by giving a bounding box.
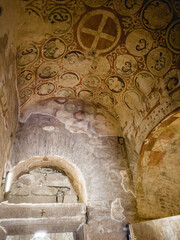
[48,8,72,35]
[59,72,80,87]
[124,90,142,110]
[17,44,39,67]
[64,50,85,65]
[141,0,173,30]
[167,20,180,53]
[114,0,144,16]
[56,88,75,97]
[18,70,35,90]
[77,9,121,54]
[37,62,59,79]
[164,69,180,92]
[82,75,101,89]
[147,47,172,76]
[115,54,138,76]
[135,71,155,96]
[126,29,153,56]
[64,101,78,113]
[43,38,66,59]
[84,104,97,114]
[98,92,115,107]
[82,0,108,7]
[62,50,91,75]
[37,82,55,95]
[19,88,33,105]
[174,1,180,12]
[106,76,125,93]
[90,56,111,75]
[78,89,94,101]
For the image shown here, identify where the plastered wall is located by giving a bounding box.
[0,0,18,197]
[9,114,137,239]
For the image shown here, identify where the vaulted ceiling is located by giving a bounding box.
[15,0,180,136]
[0,2,180,237]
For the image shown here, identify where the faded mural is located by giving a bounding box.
[0,1,179,238]
[16,0,180,138]
[136,110,180,219]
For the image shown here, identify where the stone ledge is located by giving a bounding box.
[0,203,86,235]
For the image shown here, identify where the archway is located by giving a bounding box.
[136,109,180,219]
[7,167,79,204]
[5,155,87,203]
[1,155,87,239]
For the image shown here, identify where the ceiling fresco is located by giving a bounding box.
[16,0,180,136]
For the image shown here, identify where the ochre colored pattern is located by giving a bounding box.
[17,0,180,136]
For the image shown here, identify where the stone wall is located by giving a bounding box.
[9,113,137,239]
[0,202,86,236]
[0,0,18,198]
[130,215,180,240]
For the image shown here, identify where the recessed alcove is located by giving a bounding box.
[7,167,78,204]
[0,157,86,240]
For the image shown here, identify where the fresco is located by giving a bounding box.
[114,0,144,16]
[59,72,80,87]
[141,0,173,30]
[36,82,55,95]
[167,20,180,53]
[164,69,180,93]
[42,37,66,59]
[37,62,59,79]
[20,98,121,137]
[136,111,180,218]
[106,76,125,93]
[48,7,72,35]
[77,9,121,54]
[17,0,180,136]
[126,29,153,56]
[115,54,138,76]
[18,70,35,90]
[82,75,101,89]
[135,71,155,96]
[56,88,75,97]
[17,44,39,67]
[147,47,172,76]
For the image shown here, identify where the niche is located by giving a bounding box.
[7,167,78,204]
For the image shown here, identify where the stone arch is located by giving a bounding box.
[6,155,87,203]
[136,109,180,219]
